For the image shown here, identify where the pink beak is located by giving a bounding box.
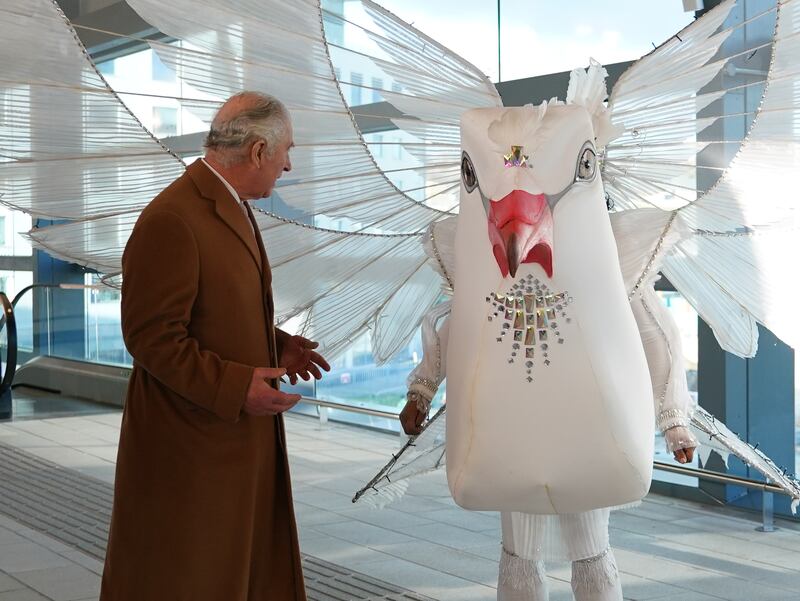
[488,190,554,278]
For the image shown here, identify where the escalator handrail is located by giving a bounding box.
[0,292,17,396]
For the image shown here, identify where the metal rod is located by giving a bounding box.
[497,0,502,82]
[294,404,793,501]
[294,405,791,511]
[654,461,785,494]
[299,397,397,420]
[758,492,776,532]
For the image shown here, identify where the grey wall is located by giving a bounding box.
[496,60,633,107]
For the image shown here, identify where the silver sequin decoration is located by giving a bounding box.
[484,279,574,383]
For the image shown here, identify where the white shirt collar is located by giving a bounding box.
[201,158,243,204]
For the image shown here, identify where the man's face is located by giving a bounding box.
[258,123,294,198]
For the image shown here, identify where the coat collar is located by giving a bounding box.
[187,159,262,272]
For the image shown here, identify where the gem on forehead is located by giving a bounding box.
[503,145,529,168]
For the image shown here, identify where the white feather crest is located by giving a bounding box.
[488,101,550,151]
[567,59,623,148]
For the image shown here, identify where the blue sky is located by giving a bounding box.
[374,0,695,81]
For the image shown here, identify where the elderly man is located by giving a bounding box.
[101,92,329,601]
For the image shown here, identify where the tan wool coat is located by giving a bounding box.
[100,160,305,601]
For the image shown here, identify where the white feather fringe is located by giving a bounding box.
[499,546,546,592]
[571,548,619,595]
[359,479,410,510]
[567,59,624,148]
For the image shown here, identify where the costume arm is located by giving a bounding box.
[406,301,452,414]
[121,210,253,423]
[630,279,698,452]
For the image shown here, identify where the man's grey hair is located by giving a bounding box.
[204,92,291,166]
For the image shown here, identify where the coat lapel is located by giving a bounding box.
[244,202,280,364]
[187,161,262,272]
[243,201,273,294]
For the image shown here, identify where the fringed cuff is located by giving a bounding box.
[571,548,619,595]
[408,377,437,413]
[406,390,432,414]
[657,408,690,432]
[499,547,546,592]
[664,425,699,453]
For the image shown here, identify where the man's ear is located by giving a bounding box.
[251,140,265,165]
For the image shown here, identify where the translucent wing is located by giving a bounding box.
[126,0,501,360]
[352,405,446,508]
[690,406,800,512]
[361,0,501,202]
[0,1,184,222]
[603,0,737,212]
[603,0,799,355]
[127,0,500,224]
[3,0,499,361]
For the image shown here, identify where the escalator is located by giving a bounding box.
[0,290,17,419]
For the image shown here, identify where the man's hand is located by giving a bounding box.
[673,447,695,464]
[399,399,427,436]
[243,367,302,416]
[279,335,331,385]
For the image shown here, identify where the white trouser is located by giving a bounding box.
[497,509,622,601]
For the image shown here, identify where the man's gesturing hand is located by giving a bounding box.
[243,368,302,416]
[280,335,331,385]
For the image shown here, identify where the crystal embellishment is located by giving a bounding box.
[503,145,529,168]
[484,279,574,383]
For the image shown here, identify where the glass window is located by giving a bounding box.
[315,329,423,413]
[95,46,209,139]
[151,51,176,82]
[96,59,115,76]
[0,270,33,351]
[297,324,444,433]
[350,72,364,106]
[84,274,130,367]
[322,0,346,45]
[0,209,32,257]
[358,1,693,82]
[152,106,178,138]
[371,77,383,103]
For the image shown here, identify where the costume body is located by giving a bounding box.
[407,205,697,600]
[101,160,305,601]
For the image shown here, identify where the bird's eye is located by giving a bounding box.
[575,143,597,182]
[461,152,478,193]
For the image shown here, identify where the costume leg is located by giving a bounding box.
[560,509,622,601]
[497,512,549,601]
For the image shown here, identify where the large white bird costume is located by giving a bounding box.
[1,0,800,599]
[386,85,699,600]
[447,100,657,517]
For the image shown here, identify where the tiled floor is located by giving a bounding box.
[0,404,799,600]
[3,387,113,422]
